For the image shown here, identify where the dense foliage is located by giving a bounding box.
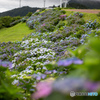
[0,8,100,100]
[0,16,21,29]
[68,0,100,9]
[0,6,40,17]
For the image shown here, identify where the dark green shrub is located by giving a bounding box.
[34,12,40,15]
[67,18,76,25]
[38,22,55,32]
[26,12,33,17]
[46,24,55,32]
[39,16,47,22]
[21,17,27,23]
[40,8,46,11]
[0,66,23,100]
[59,27,64,31]
[75,27,80,31]
[52,18,60,25]
[10,19,21,26]
[51,37,57,42]
[12,16,21,22]
[0,20,3,29]
[57,21,65,28]
[75,30,85,38]
[97,12,100,17]
[9,16,21,26]
[74,12,83,18]
[79,13,83,18]
[60,10,66,14]
[76,18,85,25]
[57,7,61,10]
[96,30,100,36]
[52,8,56,11]
[67,31,74,37]
[26,18,35,29]
[0,24,2,29]
[1,16,13,27]
[0,16,21,28]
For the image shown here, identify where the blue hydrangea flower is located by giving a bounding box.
[0,59,12,68]
[57,57,83,66]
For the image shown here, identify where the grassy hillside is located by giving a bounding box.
[0,22,33,42]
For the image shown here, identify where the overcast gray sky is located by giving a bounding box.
[0,0,100,13]
[0,0,60,12]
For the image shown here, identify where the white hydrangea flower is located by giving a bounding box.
[11,74,17,78]
[12,79,19,85]
[11,63,15,68]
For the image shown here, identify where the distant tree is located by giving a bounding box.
[52,5,56,8]
[0,16,22,28]
[0,6,40,17]
[1,16,13,27]
[0,20,3,29]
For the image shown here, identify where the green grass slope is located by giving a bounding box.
[0,23,33,42]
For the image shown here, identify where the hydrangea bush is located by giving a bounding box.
[0,8,100,100]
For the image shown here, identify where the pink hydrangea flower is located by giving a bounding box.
[41,23,45,27]
[60,15,67,19]
[85,81,100,92]
[33,78,54,99]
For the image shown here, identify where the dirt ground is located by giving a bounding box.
[64,9,100,14]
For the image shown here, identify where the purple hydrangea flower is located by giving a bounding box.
[0,60,12,69]
[8,62,12,68]
[57,57,83,66]
[53,70,57,73]
[41,74,46,79]
[36,76,41,81]
[1,63,8,67]
[85,81,100,91]
[60,15,67,20]
[0,59,2,64]
[41,23,45,27]
[59,71,64,74]
[45,70,52,74]
[53,77,86,94]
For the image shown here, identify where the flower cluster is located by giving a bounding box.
[74,12,83,18]
[85,20,99,29]
[57,57,83,66]
[27,9,67,32]
[0,42,23,61]
[0,59,12,68]
[60,15,67,20]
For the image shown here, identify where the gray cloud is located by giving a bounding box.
[0,0,60,12]
[0,0,100,12]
